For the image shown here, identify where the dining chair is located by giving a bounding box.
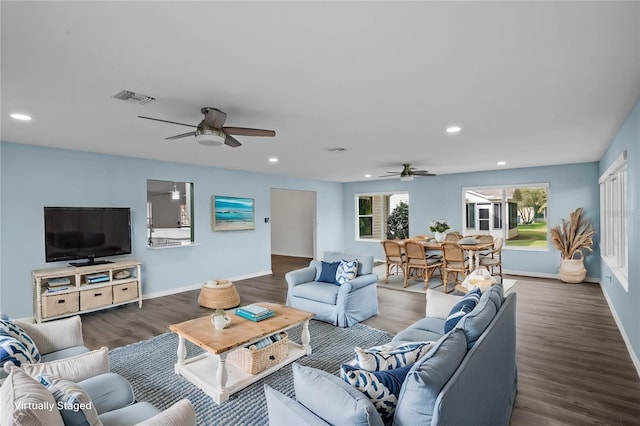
[479,237,504,281]
[475,234,494,258]
[444,231,463,241]
[381,240,406,284]
[403,240,443,289]
[441,241,469,293]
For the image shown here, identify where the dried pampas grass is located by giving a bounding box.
[550,207,595,260]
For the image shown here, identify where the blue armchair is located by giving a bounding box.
[285,252,379,327]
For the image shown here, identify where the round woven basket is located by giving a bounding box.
[198,280,241,309]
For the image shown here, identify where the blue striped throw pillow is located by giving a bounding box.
[444,288,481,333]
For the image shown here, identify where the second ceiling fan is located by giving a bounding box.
[139,107,276,148]
[381,164,436,181]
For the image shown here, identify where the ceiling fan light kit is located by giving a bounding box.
[195,128,226,146]
[400,175,414,182]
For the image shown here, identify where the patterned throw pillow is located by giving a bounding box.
[444,287,482,333]
[38,374,101,426]
[0,335,36,367]
[335,259,359,286]
[0,319,41,363]
[341,363,412,422]
[354,341,434,371]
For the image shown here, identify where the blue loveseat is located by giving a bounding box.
[285,252,379,327]
[265,284,517,425]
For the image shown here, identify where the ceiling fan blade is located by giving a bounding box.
[165,131,196,140]
[202,108,227,129]
[138,116,197,128]
[224,134,242,148]
[223,127,276,137]
[413,172,436,176]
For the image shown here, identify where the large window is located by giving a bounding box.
[599,152,628,289]
[462,184,549,248]
[356,192,409,241]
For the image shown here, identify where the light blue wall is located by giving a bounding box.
[598,96,640,363]
[342,162,601,278]
[0,142,344,318]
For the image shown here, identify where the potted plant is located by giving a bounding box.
[429,219,450,242]
[550,207,595,283]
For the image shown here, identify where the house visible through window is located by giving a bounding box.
[599,151,628,289]
[462,184,548,248]
[356,192,409,240]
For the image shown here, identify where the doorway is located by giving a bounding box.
[270,188,316,259]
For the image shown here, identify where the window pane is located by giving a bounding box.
[356,193,409,241]
[359,197,372,215]
[359,217,373,237]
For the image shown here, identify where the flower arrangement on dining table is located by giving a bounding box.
[429,219,450,233]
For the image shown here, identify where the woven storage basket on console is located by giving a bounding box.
[228,332,289,374]
[198,279,240,309]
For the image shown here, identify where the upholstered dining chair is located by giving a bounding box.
[441,241,469,293]
[381,240,406,283]
[479,237,504,281]
[403,240,443,289]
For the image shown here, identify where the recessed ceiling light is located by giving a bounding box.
[497,161,506,166]
[364,174,372,178]
[269,157,279,163]
[11,113,32,121]
[446,126,461,133]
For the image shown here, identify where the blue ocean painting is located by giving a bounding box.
[213,196,255,230]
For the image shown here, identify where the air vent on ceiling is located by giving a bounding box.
[112,90,156,105]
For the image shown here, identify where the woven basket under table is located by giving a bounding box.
[227,332,289,374]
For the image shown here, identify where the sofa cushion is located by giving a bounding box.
[264,384,329,426]
[99,401,160,426]
[0,319,41,363]
[394,329,468,425]
[455,294,498,349]
[21,347,110,383]
[425,289,463,319]
[292,363,384,426]
[41,346,90,362]
[393,328,443,344]
[318,261,341,284]
[38,373,101,426]
[292,282,340,305]
[484,283,504,310]
[336,259,359,285]
[354,341,434,371]
[0,367,65,425]
[444,288,482,333]
[79,372,135,414]
[341,363,412,423]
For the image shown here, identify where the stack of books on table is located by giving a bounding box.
[235,304,275,322]
[46,277,71,293]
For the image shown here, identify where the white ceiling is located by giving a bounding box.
[2,1,639,182]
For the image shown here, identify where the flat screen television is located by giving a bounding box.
[44,207,132,266]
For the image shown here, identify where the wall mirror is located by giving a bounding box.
[146,179,194,248]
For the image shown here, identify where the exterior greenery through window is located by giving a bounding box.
[599,152,628,289]
[356,193,409,240]
[463,184,549,248]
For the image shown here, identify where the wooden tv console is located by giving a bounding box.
[32,259,142,323]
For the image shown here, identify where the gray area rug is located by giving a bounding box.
[109,320,393,425]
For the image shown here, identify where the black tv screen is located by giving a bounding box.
[44,207,132,265]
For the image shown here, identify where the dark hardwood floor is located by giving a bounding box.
[81,255,640,425]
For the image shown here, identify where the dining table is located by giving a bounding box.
[399,238,493,271]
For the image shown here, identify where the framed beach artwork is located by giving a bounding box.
[212,195,255,231]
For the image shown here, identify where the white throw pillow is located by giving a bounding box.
[0,367,65,425]
[336,259,359,285]
[354,341,434,371]
[425,289,463,319]
[20,347,109,383]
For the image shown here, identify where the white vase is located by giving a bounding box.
[434,232,445,242]
[211,314,232,330]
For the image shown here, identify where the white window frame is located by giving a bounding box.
[461,183,550,251]
[355,191,409,242]
[599,151,628,290]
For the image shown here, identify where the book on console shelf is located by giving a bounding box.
[46,286,71,293]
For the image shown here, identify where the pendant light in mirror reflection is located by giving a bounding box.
[146,179,195,248]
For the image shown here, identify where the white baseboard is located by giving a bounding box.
[271,251,313,258]
[142,270,273,300]
[502,268,600,284]
[599,284,640,379]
